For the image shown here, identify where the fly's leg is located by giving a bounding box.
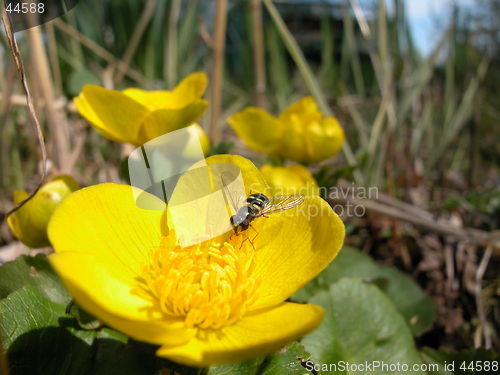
[248,224,259,249]
[239,233,255,250]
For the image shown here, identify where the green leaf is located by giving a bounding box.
[0,254,70,305]
[0,259,159,375]
[208,342,314,375]
[1,285,96,375]
[1,285,67,348]
[301,279,426,375]
[420,347,500,375]
[292,247,434,335]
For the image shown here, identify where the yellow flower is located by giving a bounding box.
[260,164,320,196]
[229,97,344,163]
[48,155,344,366]
[7,175,80,248]
[74,73,208,146]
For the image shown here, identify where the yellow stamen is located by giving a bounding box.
[139,230,260,329]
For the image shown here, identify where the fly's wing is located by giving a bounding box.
[260,195,305,216]
[221,171,246,215]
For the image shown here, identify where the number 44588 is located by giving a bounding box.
[6,2,45,14]
[460,361,498,372]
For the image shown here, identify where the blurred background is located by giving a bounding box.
[0,0,499,355]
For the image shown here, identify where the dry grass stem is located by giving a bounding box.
[210,0,228,144]
[349,0,371,39]
[45,22,63,97]
[27,23,70,172]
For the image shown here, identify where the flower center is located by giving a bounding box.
[139,231,260,329]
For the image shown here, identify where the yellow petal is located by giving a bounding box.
[50,252,191,346]
[74,85,148,143]
[156,302,323,366]
[228,108,283,155]
[287,164,320,195]
[317,116,345,161]
[123,73,208,109]
[261,165,304,193]
[251,195,344,309]
[172,72,209,105]
[260,164,319,196]
[207,154,269,195]
[48,183,168,284]
[280,114,310,163]
[136,100,208,145]
[279,96,322,124]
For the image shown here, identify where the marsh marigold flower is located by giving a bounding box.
[74,73,209,146]
[7,175,80,248]
[260,164,319,196]
[229,97,344,164]
[48,155,344,366]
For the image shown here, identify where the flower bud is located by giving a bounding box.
[7,175,80,248]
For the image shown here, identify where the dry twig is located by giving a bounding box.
[329,188,500,253]
[2,1,47,217]
[52,18,152,88]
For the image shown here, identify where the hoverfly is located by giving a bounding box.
[221,172,305,241]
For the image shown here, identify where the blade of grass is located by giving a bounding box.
[428,57,489,169]
[397,27,451,122]
[166,0,181,88]
[318,13,336,87]
[342,4,365,98]
[410,92,433,158]
[338,89,369,149]
[251,0,266,107]
[115,0,157,85]
[178,0,200,77]
[366,68,394,185]
[266,22,290,110]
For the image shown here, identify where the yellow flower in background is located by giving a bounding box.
[48,155,344,366]
[7,175,80,248]
[229,96,344,163]
[74,72,209,146]
[260,164,319,196]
